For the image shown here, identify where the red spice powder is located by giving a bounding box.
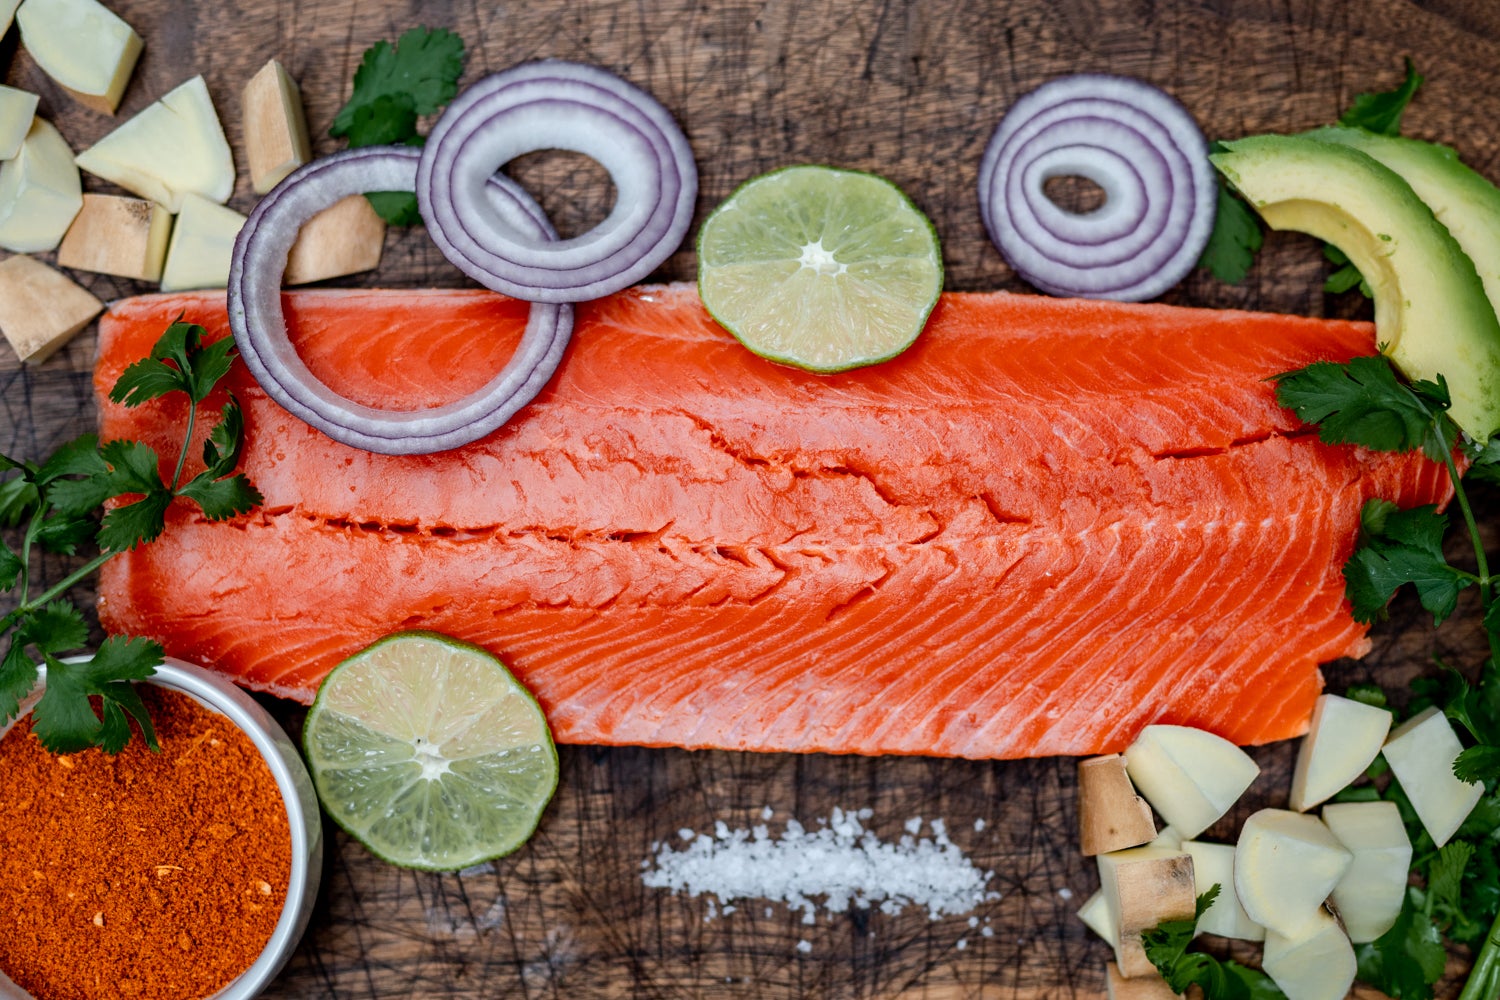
[0,685,292,1000]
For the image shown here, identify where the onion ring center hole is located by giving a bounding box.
[504,149,617,240]
[1042,175,1107,216]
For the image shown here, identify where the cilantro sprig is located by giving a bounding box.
[330,26,466,225]
[1142,886,1285,999]
[0,320,261,754]
[1271,353,1500,1000]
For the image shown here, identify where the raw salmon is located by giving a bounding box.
[95,285,1450,759]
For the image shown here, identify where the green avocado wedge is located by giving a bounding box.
[1211,134,1500,443]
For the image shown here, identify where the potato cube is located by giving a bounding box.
[0,254,103,362]
[1382,706,1483,848]
[284,194,386,285]
[15,0,141,114]
[57,193,171,281]
[1079,754,1158,856]
[243,59,311,194]
[0,85,39,159]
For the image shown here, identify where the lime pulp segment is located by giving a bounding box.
[697,165,943,372]
[302,631,558,871]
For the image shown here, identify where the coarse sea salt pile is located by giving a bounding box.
[641,807,998,924]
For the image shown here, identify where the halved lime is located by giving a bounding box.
[302,632,558,871]
[697,165,943,372]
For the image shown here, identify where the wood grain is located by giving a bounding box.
[3,1,1499,997]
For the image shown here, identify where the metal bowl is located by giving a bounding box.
[0,656,323,1000]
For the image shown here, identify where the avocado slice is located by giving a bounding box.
[1212,134,1500,443]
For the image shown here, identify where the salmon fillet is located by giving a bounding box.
[95,285,1451,758]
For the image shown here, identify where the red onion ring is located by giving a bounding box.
[978,75,1216,301]
[228,146,573,455]
[417,60,697,303]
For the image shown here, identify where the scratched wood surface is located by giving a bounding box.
[3,1,1499,997]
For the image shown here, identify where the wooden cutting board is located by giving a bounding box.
[3,1,1497,996]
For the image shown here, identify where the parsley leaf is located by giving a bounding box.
[329,27,465,226]
[1344,499,1470,626]
[1340,58,1424,136]
[1198,177,1264,283]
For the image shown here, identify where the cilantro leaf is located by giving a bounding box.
[35,435,107,484]
[1345,682,1390,709]
[30,639,162,755]
[100,439,166,496]
[1322,244,1372,298]
[20,601,89,654]
[330,27,465,226]
[0,541,22,591]
[97,491,173,552]
[1198,180,1264,283]
[341,92,420,148]
[1344,500,1470,625]
[0,633,39,724]
[331,26,465,139]
[1141,887,1285,1000]
[33,512,96,556]
[1274,356,1457,458]
[202,398,246,479]
[364,191,423,226]
[1340,58,1424,136]
[1454,744,1500,784]
[177,473,262,521]
[1355,886,1447,1000]
[110,320,232,407]
[0,467,38,526]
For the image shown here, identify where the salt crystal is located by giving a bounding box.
[981,926,994,938]
[1057,887,1074,901]
[797,940,812,954]
[641,810,994,923]
[955,938,967,950]
[973,819,986,832]
[761,805,774,820]
[968,916,979,928]
[904,816,923,835]
[679,829,694,841]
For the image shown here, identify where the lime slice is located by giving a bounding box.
[302,632,558,871]
[697,165,943,372]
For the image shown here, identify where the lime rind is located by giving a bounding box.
[698,164,943,373]
[303,631,559,872]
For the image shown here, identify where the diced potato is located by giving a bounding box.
[1261,909,1356,1000]
[1,0,19,35]
[1097,845,1196,936]
[14,0,141,114]
[0,85,39,159]
[1079,754,1158,856]
[0,254,103,362]
[1150,826,1183,851]
[0,117,81,252]
[75,75,234,213]
[1077,889,1115,943]
[1124,724,1260,839]
[1290,694,1392,812]
[1321,800,1411,943]
[284,194,386,285]
[1180,839,1264,941]
[159,193,245,292]
[1382,706,1483,848]
[243,59,311,194]
[1234,809,1351,937]
[57,193,171,281]
[1106,961,1182,999]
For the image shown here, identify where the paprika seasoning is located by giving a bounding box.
[0,684,292,1000]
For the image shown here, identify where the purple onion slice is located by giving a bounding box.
[417,60,697,303]
[228,146,574,455]
[978,75,1216,301]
